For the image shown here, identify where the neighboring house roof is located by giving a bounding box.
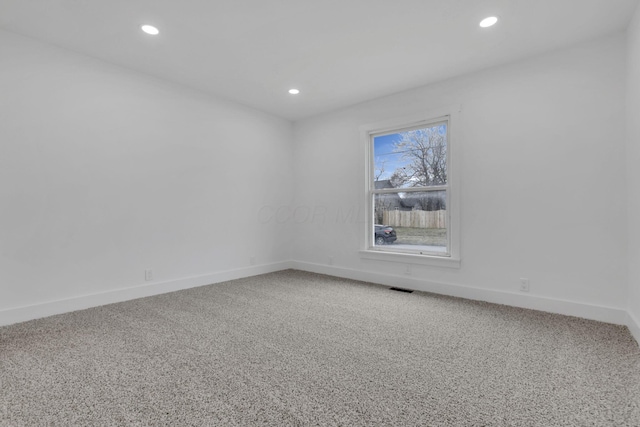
[374,180,394,189]
[400,197,421,209]
[374,181,445,211]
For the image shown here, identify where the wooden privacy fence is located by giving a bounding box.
[382,210,447,229]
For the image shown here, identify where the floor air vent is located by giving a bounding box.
[390,287,413,293]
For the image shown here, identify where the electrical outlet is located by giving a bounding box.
[145,269,153,281]
[405,264,412,276]
[519,278,530,292]
[328,256,333,265]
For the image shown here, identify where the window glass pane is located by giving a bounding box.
[374,191,447,254]
[373,123,447,189]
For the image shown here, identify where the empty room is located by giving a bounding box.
[2,0,640,425]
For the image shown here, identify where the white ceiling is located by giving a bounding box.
[0,0,638,121]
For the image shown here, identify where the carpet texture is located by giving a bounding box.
[1,270,639,426]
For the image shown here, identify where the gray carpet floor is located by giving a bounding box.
[1,270,639,426]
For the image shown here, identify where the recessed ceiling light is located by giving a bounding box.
[288,89,300,95]
[141,25,159,35]
[479,16,498,28]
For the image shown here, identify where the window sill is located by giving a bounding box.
[359,250,461,269]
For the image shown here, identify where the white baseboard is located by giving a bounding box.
[3,260,635,345]
[0,261,293,327]
[628,311,640,347]
[291,261,629,326]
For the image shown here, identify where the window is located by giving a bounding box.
[360,107,460,267]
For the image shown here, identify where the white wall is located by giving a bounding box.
[291,34,629,324]
[627,5,640,342]
[1,26,636,333]
[0,29,293,323]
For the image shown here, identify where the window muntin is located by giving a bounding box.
[369,119,451,256]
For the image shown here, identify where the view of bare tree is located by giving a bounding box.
[391,127,447,187]
[374,159,387,181]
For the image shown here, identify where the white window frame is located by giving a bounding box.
[359,106,461,268]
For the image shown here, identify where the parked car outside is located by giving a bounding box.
[375,224,397,245]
